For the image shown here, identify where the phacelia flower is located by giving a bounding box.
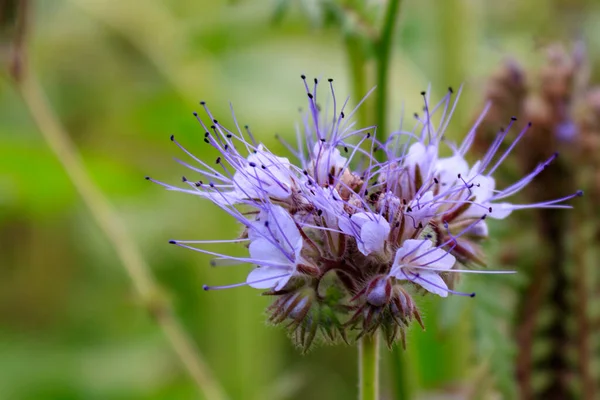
[148,77,582,350]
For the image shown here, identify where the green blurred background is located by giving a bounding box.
[1,1,599,399]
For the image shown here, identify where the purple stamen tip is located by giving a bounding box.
[169,240,176,244]
[145,176,151,180]
[202,284,209,291]
[170,134,175,141]
[576,190,584,197]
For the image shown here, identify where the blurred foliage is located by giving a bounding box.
[1,0,600,399]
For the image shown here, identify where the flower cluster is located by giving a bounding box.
[148,76,581,350]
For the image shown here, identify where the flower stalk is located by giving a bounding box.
[375,0,402,135]
[359,335,380,400]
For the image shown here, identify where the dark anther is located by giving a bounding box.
[511,116,517,121]
[213,119,218,124]
[320,138,326,142]
[434,178,439,184]
[366,133,371,138]
[301,74,306,80]
[457,173,462,179]
[193,111,198,116]
[448,86,454,93]
[341,111,345,118]
[169,240,176,244]
[170,134,175,141]
[470,293,476,298]
[395,222,400,227]
[418,222,423,229]
[328,78,333,82]
[261,165,266,169]
[317,209,323,216]
[210,125,216,130]
[209,182,215,187]
[204,132,209,137]
[145,176,151,180]
[314,78,318,84]
[527,122,532,127]
[576,190,584,196]
[344,146,348,152]
[420,91,426,96]
[488,207,493,212]
[426,233,432,239]
[216,157,221,164]
[182,176,188,182]
[303,170,308,175]
[264,221,270,227]
[204,138,210,144]
[249,161,257,167]
[200,101,206,105]
[414,113,419,118]
[226,134,232,138]
[307,93,314,99]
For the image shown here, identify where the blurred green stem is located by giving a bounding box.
[390,345,411,399]
[375,0,402,136]
[13,68,227,400]
[345,32,368,128]
[359,335,380,400]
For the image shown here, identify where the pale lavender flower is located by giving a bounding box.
[148,77,581,349]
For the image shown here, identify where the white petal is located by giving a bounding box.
[405,142,438,180]
[393,239,432,266]
[311,143,347,183]
[246,267,290,289]
[406,191,435,224]
[435,154,469,185]
[233,147,293,200]
[269,205,303,251]
[350,212,372,228]
[338,217,358,239]
[415,247,456,270]
[489,202,513,219]
[414,272,449,297]
[248,238,290,266]
[359,219,390,255]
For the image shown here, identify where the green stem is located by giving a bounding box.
[375,0,402,138]
[345,33,369,128]
[359,335,380,400]
[390,344,412,399]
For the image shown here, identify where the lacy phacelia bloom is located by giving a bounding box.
[148,77,581,350]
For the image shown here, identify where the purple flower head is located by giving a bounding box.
[148,77,581,350]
